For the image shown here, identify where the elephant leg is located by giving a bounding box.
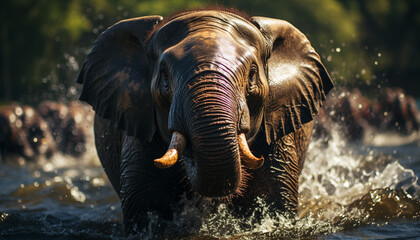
[119,135,184,232]
[94,115,124,195]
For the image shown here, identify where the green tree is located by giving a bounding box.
[353,0,420,96]
[1,0,419,104]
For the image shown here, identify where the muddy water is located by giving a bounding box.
[1,126,420,239]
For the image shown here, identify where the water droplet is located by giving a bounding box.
[15,107,23,116]
[335,48,341,52]
[33,171,41,178]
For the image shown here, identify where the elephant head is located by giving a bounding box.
[78,10,333,198]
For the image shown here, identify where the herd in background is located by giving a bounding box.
[0,87,419,162]
[314,87,420,142]
[0,101,93,162]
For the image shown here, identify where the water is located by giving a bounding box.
[1,122,420,239]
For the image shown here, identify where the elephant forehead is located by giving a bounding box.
[187,31,238,49]
[172,35,255,72]
[192,30,218,39]
[152,11,265,52]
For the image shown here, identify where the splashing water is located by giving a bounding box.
[298,127,420,236]
[1,126,420,239]
[128,126,420,239]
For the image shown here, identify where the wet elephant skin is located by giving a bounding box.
[77,9,333,232]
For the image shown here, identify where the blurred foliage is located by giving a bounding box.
[1,0,419,104]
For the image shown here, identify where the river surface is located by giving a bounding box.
[1,120,420,239]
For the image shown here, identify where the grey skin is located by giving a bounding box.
[77,9,333,231]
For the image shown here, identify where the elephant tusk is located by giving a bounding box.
[238,133,264,169]
[154,131,187,169]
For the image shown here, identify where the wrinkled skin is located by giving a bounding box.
[78,10,333,231]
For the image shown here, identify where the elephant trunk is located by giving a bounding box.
[189,110,241,197]
[155,72,263,197]
[186,74,242,197]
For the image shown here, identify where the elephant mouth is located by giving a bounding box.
[154,131,263,197]
[154,131,264,170]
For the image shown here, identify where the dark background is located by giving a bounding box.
[1,0,419,104]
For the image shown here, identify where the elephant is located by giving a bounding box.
[312,87,420,144]
[38,101,71,153]
[377,88,420,134]
[0,104,55,161]
[63,101,94,156]
[21,105,56,157]
[0,105,36,160]
[331,89,371,141]
[38,101,93,156]
[77,9,333,231]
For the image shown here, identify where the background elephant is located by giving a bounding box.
[313,87,420,143]
[38,101,71,154]
[39,101,93,156]
[0,104,36,160]
[64,101,94,156]
[77,9,333,231]
[0,104,55,161]
[377,88,420,134]
[21,105,56,157]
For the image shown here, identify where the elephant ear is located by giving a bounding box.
[251,17,334,144]
[77,16,162,142]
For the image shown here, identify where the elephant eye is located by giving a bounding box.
[248,68,257,86]
[248,67,258,86]
[160,69,170,90]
